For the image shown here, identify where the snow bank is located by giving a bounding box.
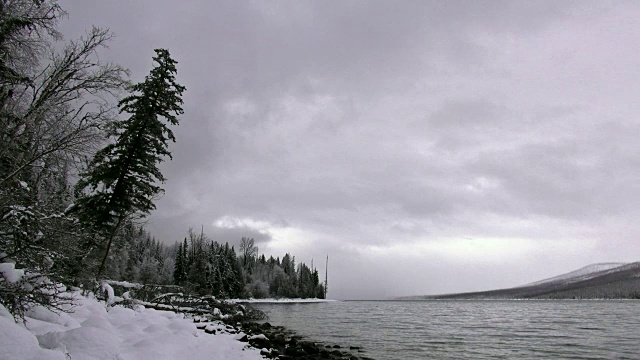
[0,292,263,360]
[0,304,65,360]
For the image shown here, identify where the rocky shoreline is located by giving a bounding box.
[232,317,373,360]
[182,303,373,360]
[143,301,372,360]
[109,284,371,359]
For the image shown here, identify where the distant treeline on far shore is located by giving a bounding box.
[103,224,327,299]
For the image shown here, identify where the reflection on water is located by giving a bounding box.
[252,300,640,360]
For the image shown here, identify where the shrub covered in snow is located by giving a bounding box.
[0,262,72,321]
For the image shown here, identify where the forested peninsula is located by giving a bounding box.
[105,228,327,300]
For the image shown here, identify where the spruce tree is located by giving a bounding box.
[173,242,184,284]
[73,49,185,278]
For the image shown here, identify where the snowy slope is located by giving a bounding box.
[404,261,640,300]
[525,262,627,286]
[0,292,263,360]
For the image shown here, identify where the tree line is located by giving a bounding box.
[174,234,325,299]
[237,237,326,299]
[102,226,326,299]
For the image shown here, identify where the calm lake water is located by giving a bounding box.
[252,300,640,359]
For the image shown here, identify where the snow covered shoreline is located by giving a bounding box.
[0,263,361,360]
[0,291,372,360]
[0,291,263,360]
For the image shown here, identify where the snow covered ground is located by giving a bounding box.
[0,291,263,360]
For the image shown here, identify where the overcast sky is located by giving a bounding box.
[59,0,640,299]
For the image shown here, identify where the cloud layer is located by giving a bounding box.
[60,0,640,299]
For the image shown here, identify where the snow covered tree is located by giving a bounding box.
[73,49,185,278]
[223,244,245,297]
[186,229,207,293]
[205,241,222,295]
[137,249,159,285]
[173,240,185,284]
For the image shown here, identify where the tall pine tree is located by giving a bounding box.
[73,49,185,278]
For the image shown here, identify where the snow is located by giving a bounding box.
[26,306,80,332]
[18,180,30,190]
[63,203,75,213]
[103,280,144,289]
[0,292,264,360]
[0,305,66,360]
[249,334,269,340]
[101,282,116,305]
[204,323,224,332]
[0,262,25,283]
[526,262,628,286]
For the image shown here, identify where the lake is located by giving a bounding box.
[252,300,640,359]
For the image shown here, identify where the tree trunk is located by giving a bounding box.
[96,215,124,279]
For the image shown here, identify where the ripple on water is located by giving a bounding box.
[253,300,640,360]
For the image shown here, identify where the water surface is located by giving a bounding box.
[252,300,640,359]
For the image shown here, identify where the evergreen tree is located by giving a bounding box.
[182,237,189,278]
[173,241,184,284]
[186,229,207,294]
[208,241,223,296]
[226,245,245,297]
[73,49,185,278]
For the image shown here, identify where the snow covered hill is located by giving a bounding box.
[525,262,628,286]
[401,261,640,300]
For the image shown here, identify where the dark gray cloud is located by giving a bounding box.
[59,0,640,299]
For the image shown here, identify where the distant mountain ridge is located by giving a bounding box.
[401,262,640,300]
[524,262,627,287]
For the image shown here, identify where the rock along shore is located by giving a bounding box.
[144,299,373,360]
[112,284,373,360]
[233,318,373,360]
